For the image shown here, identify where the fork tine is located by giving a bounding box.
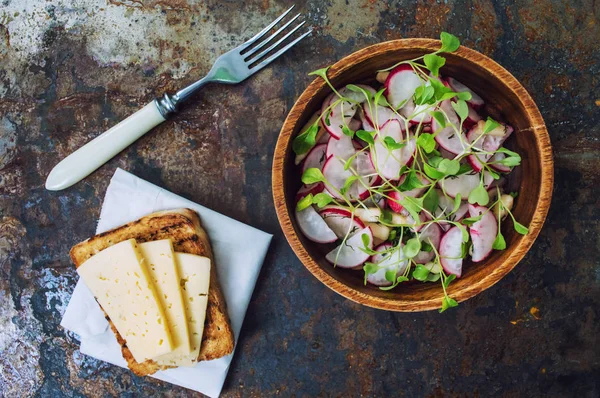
[250,29,312,72]
[247,21,306,64]
[239,5,295,52]
[243,13,301,60]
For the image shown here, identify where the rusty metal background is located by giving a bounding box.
[0,0,598,396]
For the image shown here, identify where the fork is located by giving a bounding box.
[46,6,311,191]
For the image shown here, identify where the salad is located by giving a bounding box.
[292,33,529,312]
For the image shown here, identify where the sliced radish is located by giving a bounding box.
[363,103,399,129]
[372,119,404,180]
[401,98,433,124]
[413,223,442,264]
[440,171,494,200]
[325,226,373,268]
[432,100,467,155]
[321,86,376,139]
[322,151,379,201]
[302,143,328,173]
[296,205,337,244]
[439,226,464,277]
[463,104,482,129]
[320,207,365,239]
[367,243,408,286]
[358,106,376,132]
[295,183,325,202]
[439,147,457,160]
[386,172,429,213]
[489,152,511,173]
[446,77,485,109]
[467,121,514,172]
[468,205,498,262]
[483,124,513,153]
[326,134,355,161]
[384,64,422,109]
[294,110,324,165]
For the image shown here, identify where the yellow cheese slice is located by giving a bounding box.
[171,252,211,367]
[138,240,192,365]
[77,239,174,363]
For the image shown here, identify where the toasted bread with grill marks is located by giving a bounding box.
[70,208,235,376]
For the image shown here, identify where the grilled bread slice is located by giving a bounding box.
[70,208,235,376]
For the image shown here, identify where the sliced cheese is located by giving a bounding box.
[77,239,173,362]
[138,240,192,365]
[171,252,211,367]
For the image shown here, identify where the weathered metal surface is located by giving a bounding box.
[0,0,598,396]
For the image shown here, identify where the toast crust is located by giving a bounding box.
[70,208,235,376]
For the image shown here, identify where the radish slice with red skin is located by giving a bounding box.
[320,207,366,239]
[489,152,511,173]
[463,104,482,129]
[325,227,373,268]
[401,98,433,124]
[295,183,325,202]
[296,205,338,244]
[367,243,408,286]
[326,134,355,161]
[468,204,498,262]
[439,226,464,277]
[446,77,485,109]
[432,100,467,155]
[413,223,442,264]
[440,171,494,199]
[363,103,399,129]
[432,189,469,225]
[384,64,422,109]
[372,119,405,180]
[321,85,376,139]
[322,151,379,201]
[467,121,514,172]
[302,144,328,173]
[386,172,429,213]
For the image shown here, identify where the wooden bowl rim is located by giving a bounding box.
[272,38,554,312]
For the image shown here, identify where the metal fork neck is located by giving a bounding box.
[155,76,211,119]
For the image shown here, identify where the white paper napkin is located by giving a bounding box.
[61,168,272,397]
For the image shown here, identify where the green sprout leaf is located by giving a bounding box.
[296,193,313,212]
[423,53,446,77]
[440,32,460,53]
[492,231,506,250]
[451,100,468,121]
[423,189,440,213]
[456,224,469,242]
[413,264,430,281]
[383,136,406,150]
[292,123,319,155]
[513,220,529,235]
[302,168,325,185]
[417,133,436,153]
[427,273,441,282]
[483,117,501,134]
[424,163,445,180]
[361,233,371,249]
[342,125,355,138]
[455,91,472,101]
[443,274,457,288]
[312,192,333,208]
[438,159,461,176]
[374,88,390,107]
[340,175,359,195]
[421,242,434,252]
[380,209,393,224]
[440,296,458,313]
[403,238,422,258]
[461,215,483,226]
[414,84,435,105]
[356,129,375,145]
[468,184,490,206]
[457,163,473,175]
[385,269,397,282]
[400,170,425,192]
[308,66,330,80]
[363,262,379,275]
[431,110,447,128]
[400,196,424,222]
[346,84,373,102]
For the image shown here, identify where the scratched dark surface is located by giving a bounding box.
[0,0,598,397]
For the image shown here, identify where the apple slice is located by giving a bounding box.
[413,223,442,264]
[384,64,422,109]
[326,227,373,268]
[296,205,337,244]
[367,243,408,286]
[468,205,498,262]
[320,207,365,239]
[439,226,464,277]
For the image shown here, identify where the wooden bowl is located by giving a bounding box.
[272,39,553,311]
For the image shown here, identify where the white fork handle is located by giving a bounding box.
[45,102,166,191]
